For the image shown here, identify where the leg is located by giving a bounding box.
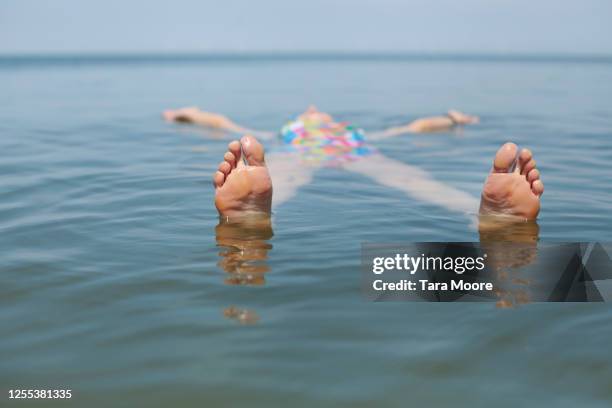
[266,152,315,209]
[346,142,544,220]
[345,153,479,214]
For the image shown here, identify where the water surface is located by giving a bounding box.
[1,55,612,407]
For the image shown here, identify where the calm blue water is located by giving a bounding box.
[1,55,612,407]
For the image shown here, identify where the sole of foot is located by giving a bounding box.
[479,142,543,220]
[213,135,273,220]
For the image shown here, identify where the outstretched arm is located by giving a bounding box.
[369,110,479,140]
[163,106,275,139]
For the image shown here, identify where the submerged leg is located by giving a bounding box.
[266,152,315,209]
[345,153,479,214]
[346,142,543,221]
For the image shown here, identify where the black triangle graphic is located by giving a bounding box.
[548,252,585,302]
[583,243,612,281]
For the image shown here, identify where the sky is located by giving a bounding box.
[1,0,611,55]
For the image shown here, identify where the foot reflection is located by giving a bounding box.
[478,216,540,308]
[216,217,273,324]
[216,217,273,285]
[223,306,260,325]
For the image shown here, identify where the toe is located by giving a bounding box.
[527,168,540,183]
[213,171,225,188]
[493,142,518,173]
[522,159,536,176]
[228,141,241,164]
[518,148,532,166]
[218,161,231,175]
[224,151,236,169]
[518,149,533,175]
[240,134,265,166]
[532,179,544,196]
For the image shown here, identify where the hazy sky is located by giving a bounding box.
[1,0,611,54]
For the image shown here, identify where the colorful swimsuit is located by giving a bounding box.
[279,116,377,166]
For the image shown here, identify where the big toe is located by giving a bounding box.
[492,142,518,173]
[240,134,266,166]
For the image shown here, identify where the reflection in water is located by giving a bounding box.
[216,217,273,285]
[216,217,274,324]
[214,213,542,318]
[479,216,540,308]
[223,306,260,325]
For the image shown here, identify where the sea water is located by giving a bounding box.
[1,54,612,407]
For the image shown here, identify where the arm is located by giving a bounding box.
[163,107,275,139]
[369,110,479,140]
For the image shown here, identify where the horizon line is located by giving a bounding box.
[2,50,612,56]
[1,50,611,65]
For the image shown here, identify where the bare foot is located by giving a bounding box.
[214,135,272,219]
[448,109,480,125]
[479,142,543,220]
